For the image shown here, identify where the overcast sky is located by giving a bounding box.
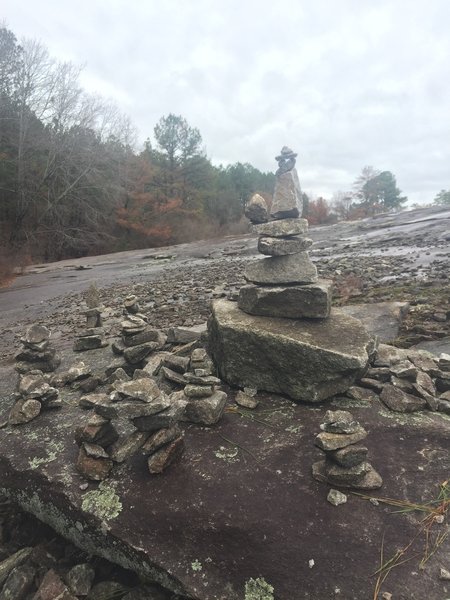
[3,0,450,204]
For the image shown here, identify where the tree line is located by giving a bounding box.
[2,24,430,268]
[0,26,274,264]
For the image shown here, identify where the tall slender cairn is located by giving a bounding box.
[239,147,332,319]
[208,147,375,403]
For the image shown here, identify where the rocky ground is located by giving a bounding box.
[0,205,449,600]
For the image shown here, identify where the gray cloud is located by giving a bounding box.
[3,0,450,204]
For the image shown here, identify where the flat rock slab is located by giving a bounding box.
[208,300,374,402]
[244,252,318,285]
[238,280,332,319]
[340,301,410,343]
[0,349,449,600]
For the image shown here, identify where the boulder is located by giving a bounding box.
[244,193,269,223]
[208,300,374,402]
[183,391,227,425]
[244,252,318,285]
[380,385,427,413]
[238,281,331,319]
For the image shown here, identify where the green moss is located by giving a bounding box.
[191,559,202,572]
[245,577,274,600]
[81,482,122,521]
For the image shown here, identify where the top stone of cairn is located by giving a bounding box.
[271,146,303,220]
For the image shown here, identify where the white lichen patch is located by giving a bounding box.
[81,482,122,521]
[214,446,240,463]
[244,577,274,600]
[191,559,202,572]
[28,440,64,469]
[285,424,302,434]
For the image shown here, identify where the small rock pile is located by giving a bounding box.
[181,348,227,426]
[312,410,382,490]
[357,344,450,415]
[73,284,108,351]
[76,377,185,479]
[15,324,61,374]
[113,314,167,367]
[238,146,332,319]
[9,369,61,425]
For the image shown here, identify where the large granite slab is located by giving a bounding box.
[208,300,375,402]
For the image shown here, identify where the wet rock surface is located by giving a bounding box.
[0,205,449,599]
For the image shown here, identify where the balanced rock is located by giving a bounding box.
[244,252,318,285]
[257,235,312,256]
[238,281,331,319]
[251,217,308,238]
[245,193,269,224]
[271,170,303,220]
[208,300,374,402]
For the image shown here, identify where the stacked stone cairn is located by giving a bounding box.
[15,324,61,374]
[312,410,382,490]
[111,294,167,368]
[238,146,332,320]
[73,284,108,351]
[181,348,227,426]
[76,377,185,479]
[9,368,61,425]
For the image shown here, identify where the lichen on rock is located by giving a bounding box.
[244,577,274,600]
[81,482,122,521]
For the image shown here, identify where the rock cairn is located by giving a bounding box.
[238,147,332,319]
[312,410,382,490]
[76,376,185,479]
[73,284,108,351]
[9,369,61,425]
[181,348,227,425]
[15,324,61,374]
[112,314,167,367]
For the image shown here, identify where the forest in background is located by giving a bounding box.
[1,24,428,277]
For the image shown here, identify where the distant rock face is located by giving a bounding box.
[208,300,374,402]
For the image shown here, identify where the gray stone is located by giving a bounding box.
[123,342,158,364]
[320,410,361,434]
[18,371,46,395]
[94,395,171,421]
[314,428,368,451]
[161,366,186,385]
[345,386,378,403]
[184,384,214,398]
[147,436,184,474]
[380,385,427,413]
[23,324,50,345]
[313,460,382,490]
[123,329,166,348]
[257,235,312,256]
[439,567,450,580]
[110,431,150,463]
[66,563,95,596]
[15,355,61,374]
[163,354,190,374]
[141,425,182,456]
[166,324,207,344]
[389,360,418,380]
[87,582,128,599]
[271,170,302,219]
[208,300,374,402]
[183,373,221,385]
[244,252,318,285]
[238,281,331,319]
[251,217,308,238]
[113,378,161,403]
[245,193,269,223]
[437,398,450,415]
[328,445,369,468]
[325,460,371,485]
[9,398,41,425]
[75,415,118,448]
[327,489,348,506]
[143,352,170,376]
[79,393,110,409]
[183,390,227,425]
[0,565,35,600]
[15,347,56,363]
[235,390,259,409]
[132,407,177,432]
[415,371,436,396]
[73,335,107,351]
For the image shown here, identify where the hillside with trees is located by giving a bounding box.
[1,25,416,270]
